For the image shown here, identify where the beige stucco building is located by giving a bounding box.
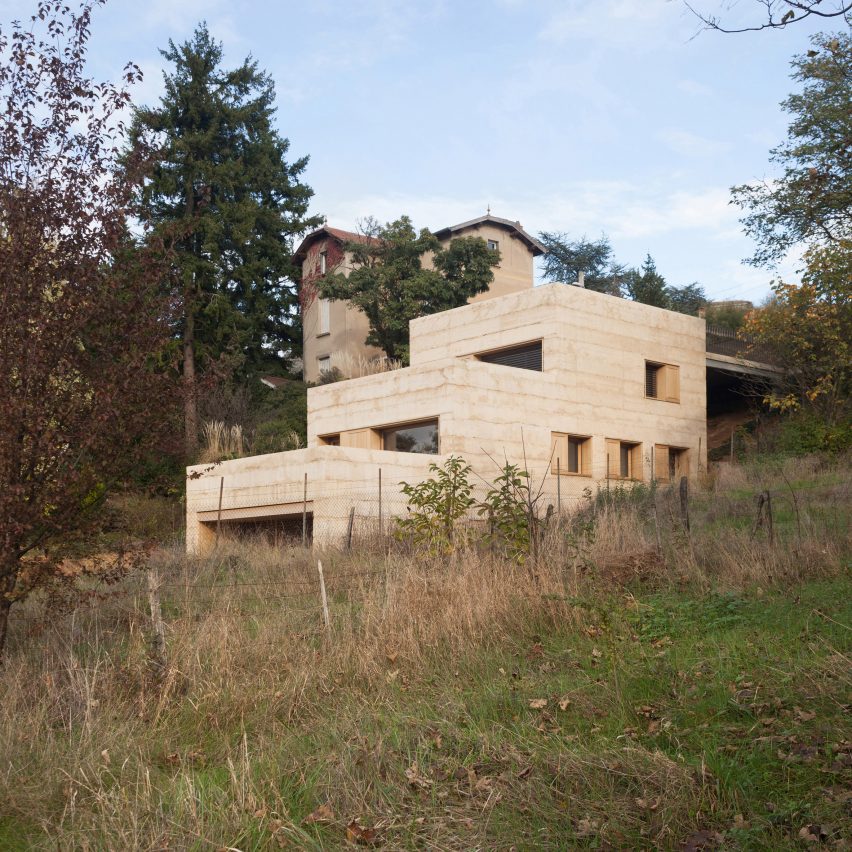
[295,214,545,383]
[186,283,707,553]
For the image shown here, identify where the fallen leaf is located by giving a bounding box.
[794,706,817,723]
[575,816,600,837]
[591,648,603,659]
[345,820,377,846]
[303,803,334,825]
[405,762,433,789]
[635,797,660,811]
[385,651,398,664]
[558,696,572,711]
[529,698,548,710]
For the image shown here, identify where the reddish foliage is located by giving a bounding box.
[0,1,178,654]
[298,237,345,312]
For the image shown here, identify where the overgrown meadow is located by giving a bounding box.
[0,455,849,850]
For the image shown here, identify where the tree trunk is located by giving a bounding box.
[0,570,15,661]
[183,303,198,458]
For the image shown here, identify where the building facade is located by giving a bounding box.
[294,214,545,383]
[186,283,707,552]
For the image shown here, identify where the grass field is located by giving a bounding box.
[0,456,849,850]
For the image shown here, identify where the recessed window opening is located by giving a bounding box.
[319,249,327,274]
[477,340,542,371]
[317,355,331,375]
[487,239,499,251]
[645,360,680,402]
[319,434,340,446]
[606,439,642,480]
[318,298,330,335]
[655,444,689,481]
[551,432,591,475]
[382,419,439,454]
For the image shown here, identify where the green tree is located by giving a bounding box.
[318,216,500,362]
[667,281,708,316]
[537,232,628,295]
[732,33,852,267]
[744,239,851,426]
[128,24,321,455]
[625,255,671,308]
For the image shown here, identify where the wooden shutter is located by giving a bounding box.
[550,432,567,474]
[664,365,680,402]
[479,341,542,371]
[605,439,620,478]
[580,438,592,476]
[630,444,644,480]
[654,444,670,481]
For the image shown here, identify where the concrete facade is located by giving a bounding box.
[296,216,545,383]
[186,283,707,553]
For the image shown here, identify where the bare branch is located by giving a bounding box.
[683,0,852,34]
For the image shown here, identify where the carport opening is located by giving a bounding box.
[202,513,313,546]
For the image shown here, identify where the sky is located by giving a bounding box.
[1,0,844,303]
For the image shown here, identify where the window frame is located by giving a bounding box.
[654,444,689,482]
[605,439,643,481]
[317,355,331,375]
[645,360,680,403]
[319,249,327,275]
[317,298,331,336]
[380,418,440,455]
[551,432,592,476]
[475,339,543,371]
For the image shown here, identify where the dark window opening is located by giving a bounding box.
[646,362,659,397]
[382,419,439,454]
[477,341,542,371]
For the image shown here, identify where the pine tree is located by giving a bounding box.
[626,254,671,308]
[128,24,322,454]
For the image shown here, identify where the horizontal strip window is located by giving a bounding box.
[477,340,542,371]
[382,419,439,454]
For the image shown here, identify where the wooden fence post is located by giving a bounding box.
[556,457,561,514]
[147,567,166,669]
[346,506,355,550]
[317,559,330,632]
[378,467,383,538]
[214,476,224,550]
[302,472,308,547]
[679,476,690,532]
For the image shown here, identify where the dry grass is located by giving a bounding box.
[198,420,246,464]
[0,455,849,849]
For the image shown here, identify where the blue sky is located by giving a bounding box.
[2,0,840,302]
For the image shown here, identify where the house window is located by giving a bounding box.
[477,340,542,371]
[654,444,689,482]
[487,239,499,251]
[606,439,642,480]
[382,419,439,454]
[319,249,327,274]
[318,299,330,336]
[319,433,340,446]
[551,432,592,475]
[645,361,680,402]
[317,355,331,375]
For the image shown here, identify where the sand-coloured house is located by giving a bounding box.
[186,283,707,552]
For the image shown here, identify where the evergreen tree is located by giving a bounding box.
[537,232,628,296]
[626,254,671,308]
[667,282,708,316]
[128,24,321,454]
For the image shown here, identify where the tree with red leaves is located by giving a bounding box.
[0,1,177,656]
